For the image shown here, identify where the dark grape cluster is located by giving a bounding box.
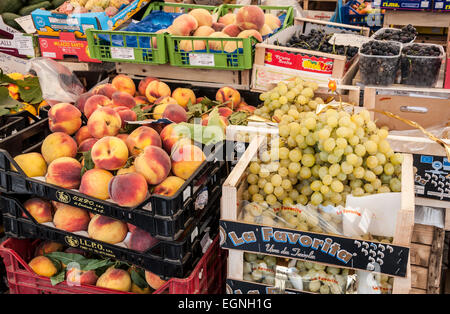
[359,41,401,86]
[280,29,360,59]
[360,41,400,56]
[373,25,417,43]
[401,44,443,86]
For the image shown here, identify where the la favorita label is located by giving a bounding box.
[265,49,334,75]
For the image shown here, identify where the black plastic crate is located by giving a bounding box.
[0,111,41,141]
[0,117,227,240]
[0,191,220,280]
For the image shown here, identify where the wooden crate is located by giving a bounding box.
[363,86,450,229]
[251,17,369,91]
[116,63,251,90]
[221,136,415,294]
[410,224,446,294]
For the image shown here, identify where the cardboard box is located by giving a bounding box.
[38,32,100,63]
[32,0,150,39]
[0,17,38,58]
[433,0,450,11]
[379,0,432,10]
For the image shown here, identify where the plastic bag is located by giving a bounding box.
[388,124,449,154]
[415,205,445,229]
[28,58,85,104]
[243,252,357,294]
[261,0,303,17]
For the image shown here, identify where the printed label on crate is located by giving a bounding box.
[54,190,107,215]
[381,0,431,9]
[111,47,135,60]
[433,0,450,10]
[0,35,35,57]
[38,33,100,63]
[226,279,303,294]
[413,154,450,202]
[328,33,372,48]
[265,49,334,75]
[219,220,409,277]
[189,53,215,67]
[64,235,116,258]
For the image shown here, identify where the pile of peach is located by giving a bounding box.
[11,74,211,211]
[28,240,167,293]
[23,197,159,251]
[158,5,282,52]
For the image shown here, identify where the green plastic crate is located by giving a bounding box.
[166,4,294,70]
[85,2,217,64]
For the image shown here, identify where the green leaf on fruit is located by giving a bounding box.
[132,105,148,121]
[16,76,43,105]
[81,149,95,176]
[130,268,149,290]
[0,86,24,116]
[229,111,249,126]
[50,269,66,286]
[45,252,87,267]
[82,259,115,271]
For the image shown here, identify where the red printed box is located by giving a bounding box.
[38,32,100,63]
[265,49,335,75]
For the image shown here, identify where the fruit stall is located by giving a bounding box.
[0,0,448,299]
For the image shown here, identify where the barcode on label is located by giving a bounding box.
[43,51,56,58]
[421,1,429,7]
[111,47,135,60]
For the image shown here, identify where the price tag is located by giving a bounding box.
[14,15,36,34]
[110,47,135,60]
[421,1,429,8]
[189,53,215,67]
[15,35,35,56]
[328,33,372,48]
[191,227,199,243]
[0,52,30,74]
[183,186,191,202]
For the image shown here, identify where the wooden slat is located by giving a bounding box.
[410,243,432,267]
[410,288,427,294]
[411,265,428,290]
[383,11,450,28]
[412,224,435,245]
[427,227,445,293]
[393,258,412,294]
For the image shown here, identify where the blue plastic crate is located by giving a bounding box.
[341,1,384,30]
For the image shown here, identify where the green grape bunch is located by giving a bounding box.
[243,79,403,209]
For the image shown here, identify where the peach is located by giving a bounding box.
[193,25,215,37]
[126,126,162,157]
[154,96,178,106]
[171,14,198,36]
[75,92,93,112]
[145,270,166,290]
[152,29,166,49]
[218,13,236,26]
[53,204,91,232]
[117,165,136,175]
[216,86,241,109]
[172,88,196,109]
[88,215,128,244]
[116,133,128,143]
[202,115,229,131]
[238,103,257,114]
[111,91,136,109]
[48,103,82,135]
[135,146,171,185]
[154,176,185,197]
[87,107,122,139]
[113,106,137,128]
[24,198,53,224]
[78,138,98,153]
[223,24,241,37]
[75,126,92,145]
[171,144,206,180]
[29,256,59,278]
[129,228,159,252]
[265,13,281,30]
[66,268,98,286]
[223,41,239,53]
[41,132,78,164]
[127,223,137,233]
[238,30,263,43]
[94,83,117,99]
[91,136,129,171]
[13,153,47,177]
[145,81,171,103]
[162,104,188,123]
[96,267,131,292]
[236,6,265,31]
[260,24,272,36]
[160,124,192,154]
[138,77,159,96]
[46,157,82,189]
[212,22,225,32]
[134,96,149,106]
[152,104,168,120]
[79,169,114,200]
[189,8,213,27]
[208,32,230,51]
[109,173,148,207]
[218,106,233,118]
[111,74,136,96]
[131,283,151,294]
[179,39,206,52]
[34,241,64,257]
[84,94,112,119]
